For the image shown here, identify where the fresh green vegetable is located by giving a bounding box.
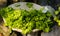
[54,11,59,15]
[54,7,60,26]
[58,7,60,11]
[0,7,53,34]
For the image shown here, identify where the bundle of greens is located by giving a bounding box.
[0,7,53,34]
[54,7,60,26]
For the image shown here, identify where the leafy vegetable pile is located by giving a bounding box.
[54,7,60,26]
[0,7,53,34]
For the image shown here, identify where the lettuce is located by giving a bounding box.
[0,7,53,34]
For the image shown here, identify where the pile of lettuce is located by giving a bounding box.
[0,7,54,34]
